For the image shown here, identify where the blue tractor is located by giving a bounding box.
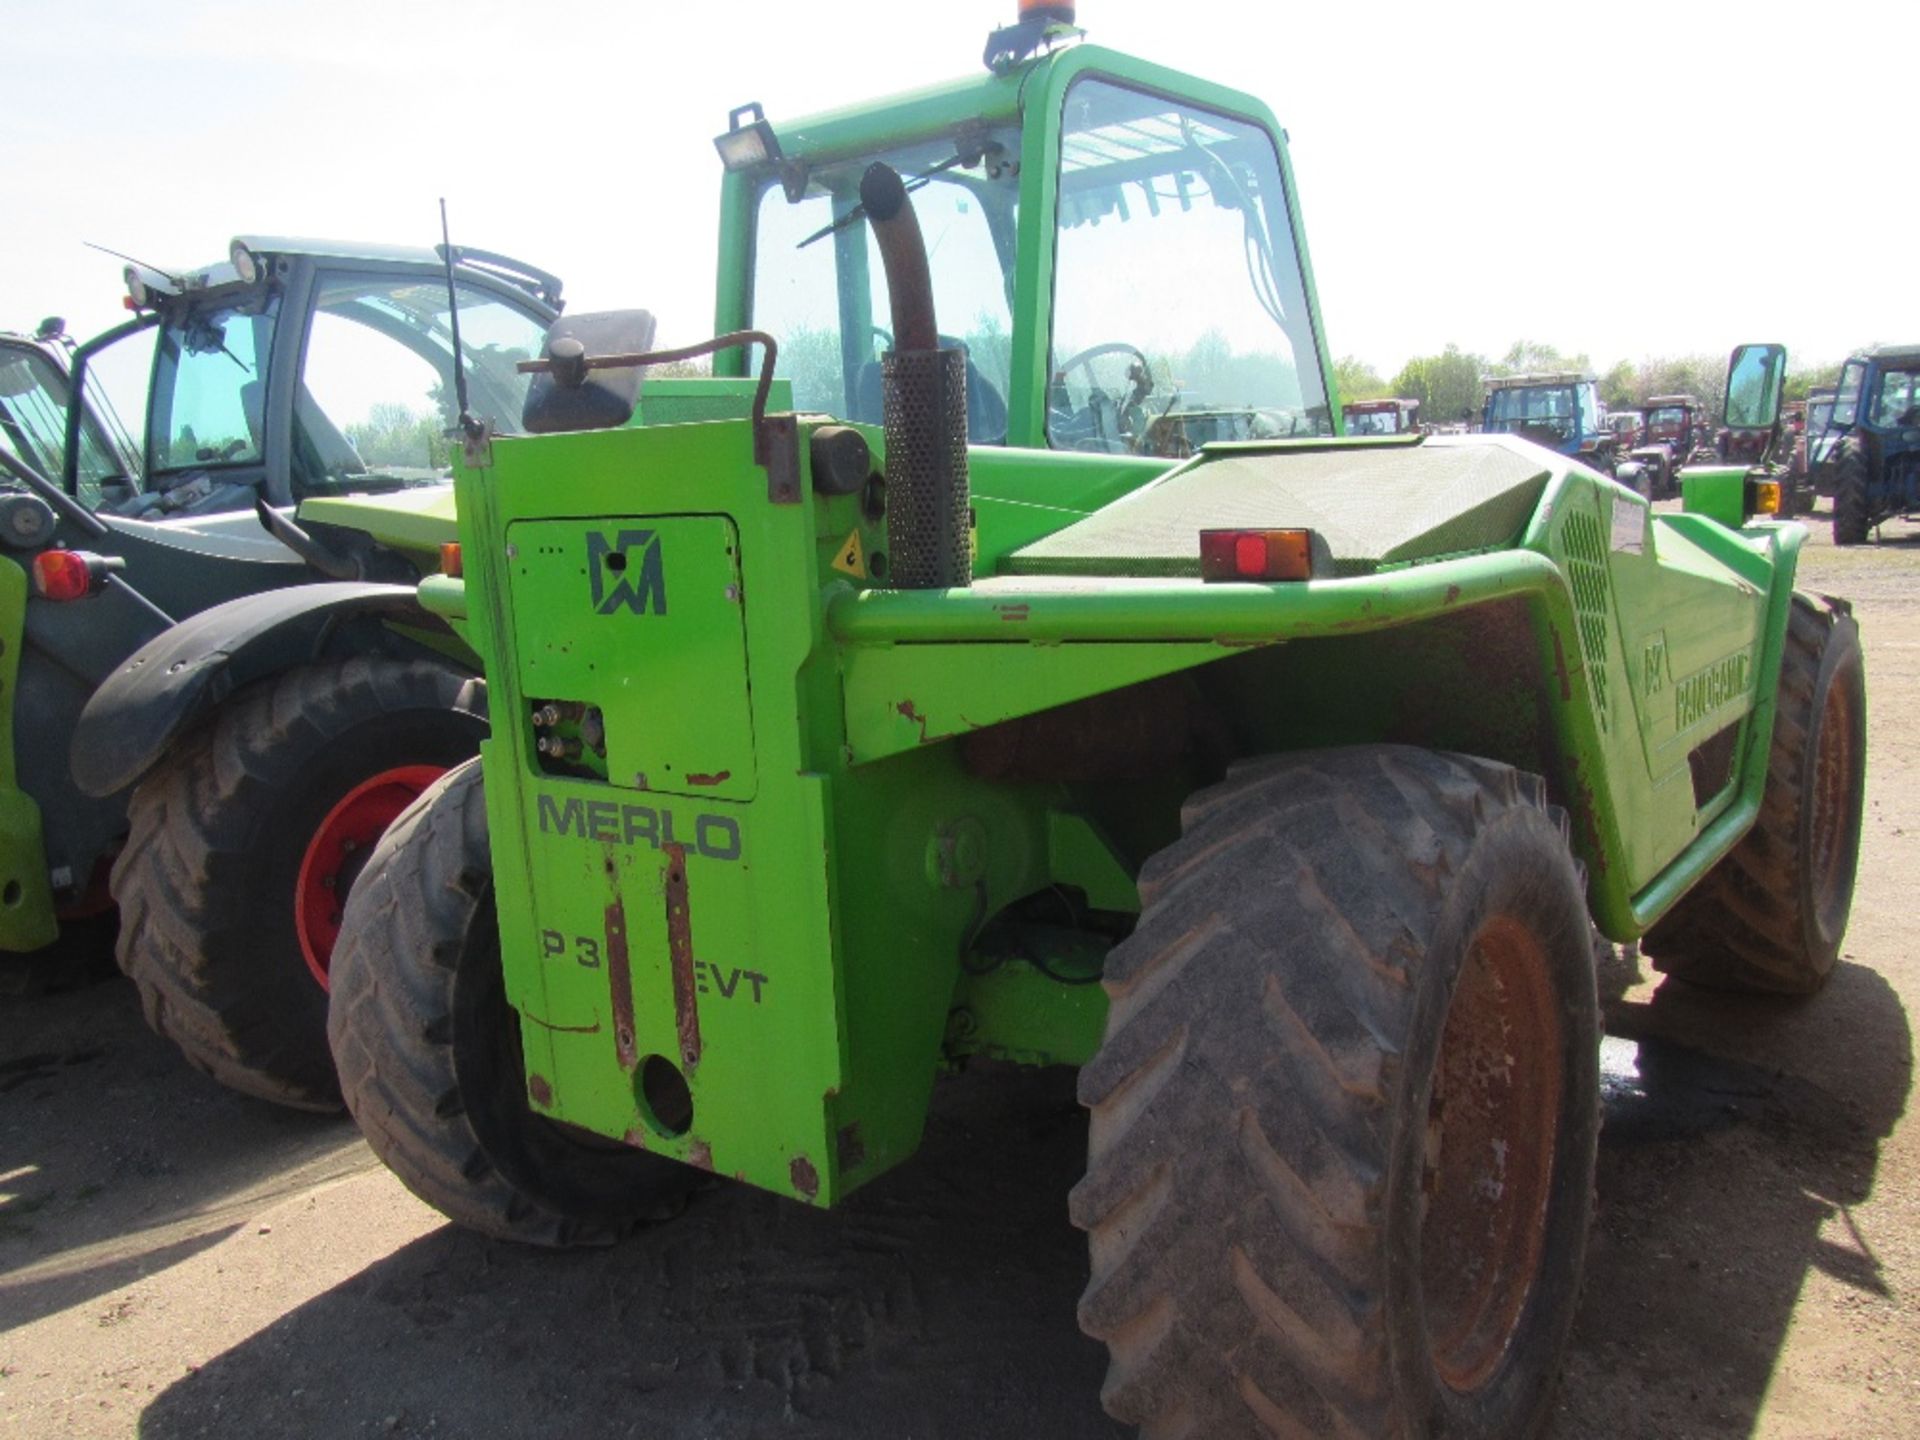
[1826,344,1920,545]
[1480,371,1617,475]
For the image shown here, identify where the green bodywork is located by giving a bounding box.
[0,560,60,950]
[444,413,1798,1209]
[408,42,1799,1210]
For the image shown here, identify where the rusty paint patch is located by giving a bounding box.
[1444,584,1462,605]
[1549,625,1573,702]
[605,897,637,1070]
[687,1139,714,1172]
[789,1154,820,1200]
[836,1123,867,1173]
[519,1013,602,1035]
[527,1073,554,1108]
[622,1126,650,1150]
[664,844,702,1070]
[895,699,932,743]
[685,770,732,787]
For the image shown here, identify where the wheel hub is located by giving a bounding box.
[1420,913,1564,1393]
[294,765,444,990]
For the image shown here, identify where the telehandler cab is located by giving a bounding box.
[328,12,1866,1436]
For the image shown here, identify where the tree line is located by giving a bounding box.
[1336,341,1846,429]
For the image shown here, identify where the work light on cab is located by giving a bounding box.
[713,103,783,172]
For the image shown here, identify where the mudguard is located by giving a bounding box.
[72,582,454,798]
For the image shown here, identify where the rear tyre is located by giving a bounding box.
[1831,440,1872,546]
[328,760,694,1246]
[1643,594,1865,994]
[1072,746,1600,1440]
[112,658,485,1109]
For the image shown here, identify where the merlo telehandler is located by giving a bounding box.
[326,11,1866,1435]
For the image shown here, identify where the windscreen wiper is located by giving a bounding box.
[795,151,976,250]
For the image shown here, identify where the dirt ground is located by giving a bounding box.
[2,506,1915,1440]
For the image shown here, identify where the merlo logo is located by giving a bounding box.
[586,529,667,616]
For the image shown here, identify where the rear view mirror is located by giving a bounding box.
[1723,343,1786,430]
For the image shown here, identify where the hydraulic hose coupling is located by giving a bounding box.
[860,162,971,591]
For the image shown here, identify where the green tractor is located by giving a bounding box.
[325,18,1865,1438]
[0,237,565,1092]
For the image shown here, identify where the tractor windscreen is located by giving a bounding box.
[1345,408,1405,436]
[0,343,129,506]
[752,130,1020,443]
[1048,79,1329,455]
[1487,385,1595,442]
[144,277,548,504]
[1869,368,1920,428]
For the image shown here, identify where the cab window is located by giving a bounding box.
[0,344,127,505]
[1049,79,1329,455]
[295,275,549,495]
[1832,362,1864,428]
[750,130,1019,443]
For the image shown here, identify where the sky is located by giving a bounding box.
[3,0,1912,379]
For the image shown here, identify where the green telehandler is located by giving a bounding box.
[325,13,1862,1436]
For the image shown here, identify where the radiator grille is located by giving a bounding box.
[1558,508,1612,731]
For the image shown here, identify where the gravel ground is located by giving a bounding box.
[1,502,1914,1439]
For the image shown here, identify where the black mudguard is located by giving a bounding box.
[72,582,451,798]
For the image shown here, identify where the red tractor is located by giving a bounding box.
[1340,396,1421,435]
[1628,393,1708,498]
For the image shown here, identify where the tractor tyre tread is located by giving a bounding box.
[1644,593,1865,994]
[1831,439,1872,546]
[329,760,688,1248]
[112,656,481,1110]
[1073,745,1599,1440]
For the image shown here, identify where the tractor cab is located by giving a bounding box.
[64,238,561,520]
[716,41,1335,470]
[1820,344,1920,542]
[1341,397,1420,435]
[1481,372,1612,470]
[1642,394,1704,454]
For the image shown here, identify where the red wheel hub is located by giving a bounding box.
[295,765,444,989]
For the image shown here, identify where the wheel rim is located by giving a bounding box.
[1420,913,1564,1393]
[295,765,445,990]
[1809,667,1859,935]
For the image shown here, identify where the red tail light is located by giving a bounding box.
[1199,529,1316,582]
[32,550,94,601]
[31,550,123,601]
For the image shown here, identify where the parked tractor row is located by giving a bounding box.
[3,6,1871,1436]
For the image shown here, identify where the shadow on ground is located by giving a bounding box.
[131,950,1911,1440]
[1551,956,1911,1437]
[0,961,366,1327]
[138,1065,1122,1440]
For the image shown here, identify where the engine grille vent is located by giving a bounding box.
[1558,508,1613,732]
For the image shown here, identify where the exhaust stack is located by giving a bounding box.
[859,163,970,591]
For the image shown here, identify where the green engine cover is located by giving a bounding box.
[1008,435,1552,578]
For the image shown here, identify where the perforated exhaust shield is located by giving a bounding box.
[883,346,971,589]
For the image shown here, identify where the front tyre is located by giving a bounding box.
[1831,439,1872,546]
[1073,746,1600,1439]
[328,760,694,1246]
[1644,594,1865,994]
[112,658,485,1109]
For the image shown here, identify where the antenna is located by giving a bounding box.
[82,241,184,287]
[439,198,477,433]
